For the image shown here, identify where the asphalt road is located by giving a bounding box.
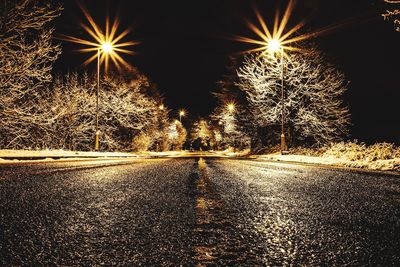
[1,157,399,266]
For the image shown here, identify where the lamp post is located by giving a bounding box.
[234,1,315,153]
[179,110,186,122]
[95,42,114,151]
[60,7,137,151]
[267,39,287,154]
[279,46,287,154]
[227,102,237,150]
[95,48,100,151]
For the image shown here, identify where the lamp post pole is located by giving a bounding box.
[280,47,287,154]
[179,110,185,123]
[95,48,100,151]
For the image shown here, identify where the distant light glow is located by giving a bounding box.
[227,102,236,112]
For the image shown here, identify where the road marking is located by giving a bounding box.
[193,158,219,265]
[193,157,256,266]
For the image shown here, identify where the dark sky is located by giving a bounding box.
[55,0,400,144]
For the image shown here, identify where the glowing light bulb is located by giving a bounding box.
[268,39,281,53]
[101,42,113,53]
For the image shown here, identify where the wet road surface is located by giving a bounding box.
[1,158,399,266]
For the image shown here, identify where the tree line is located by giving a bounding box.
[1,0,353,153]
[0,0,186,151]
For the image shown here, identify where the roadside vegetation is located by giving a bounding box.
[0,1,398,172]
[0,1,185,152]
[258,142,400,171]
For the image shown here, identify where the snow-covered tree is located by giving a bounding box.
[101,75,153,151]
[30,70,168,152]
[190,119,214,150]
[167,120,187,150]
[382,0,400,32]
[146,105,170,151]
[211,103,251,150]
[0,0,62,148]
[212,59,256,150]
[141,88,170,152]
[43,73,95,150]
[237,47,350,145]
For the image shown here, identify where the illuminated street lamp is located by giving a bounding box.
[235,0,311,154]
[179,109,186,122]
[159,104,165,110]
[266,39,287,153]
[60,6,138,151]
[94,42,114,151]
[227,102,235,113]
[226,102,238,151]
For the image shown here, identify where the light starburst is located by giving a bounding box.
[235,0,329,57]
[60,3,139,71]
[227,101,236,113]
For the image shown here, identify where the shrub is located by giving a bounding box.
[323,141,399,161]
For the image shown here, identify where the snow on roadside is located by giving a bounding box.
[209,148,251,157]
[257,153,400,172]
[0,150,193,163]
[0,149,138,159]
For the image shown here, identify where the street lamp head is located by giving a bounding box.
[159,104,164,110]
[267,39,281,53]
[101,41,113,53]
[179,110,186,117]
[59,4,138,72]
[227,102,235,113]
[235,1,320,57]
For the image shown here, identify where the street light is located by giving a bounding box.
[159,104,164,110]
[179,109,186,122]
[226,102,238,151]
[60,5,138,151]
[234,0,311,154]
[267,39,281,53]
[227,102,235,113]
[266,39,287,154]
[95,43,114,150]
[101,41,113,53]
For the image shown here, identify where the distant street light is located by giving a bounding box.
[159,104,164,110]
[179,109,186,122]
[266,39,287,154]
[227,102,236,113]
[226,102,237,151]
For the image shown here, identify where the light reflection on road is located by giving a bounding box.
[0,157,399,265]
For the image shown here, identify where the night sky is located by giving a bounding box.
[54,0,400,144]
